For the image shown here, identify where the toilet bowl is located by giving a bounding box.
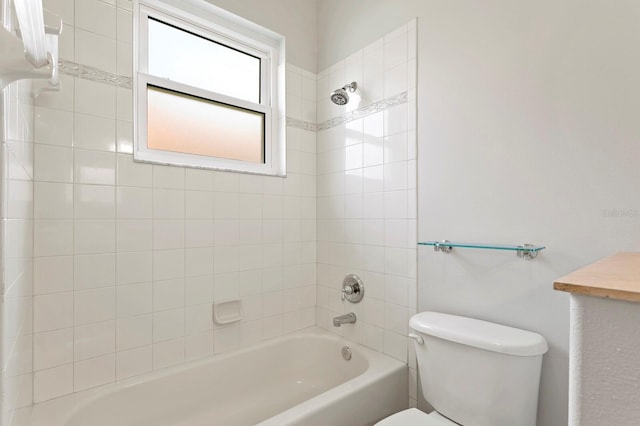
[375,408,455,425]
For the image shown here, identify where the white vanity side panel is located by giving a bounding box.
[570,294,640,426]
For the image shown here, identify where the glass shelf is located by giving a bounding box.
[418,241,546,260]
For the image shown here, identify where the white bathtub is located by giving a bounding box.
[30,328,407,426]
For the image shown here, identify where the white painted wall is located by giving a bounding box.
[318,1,640,425]
[207,0,317,71]
[570,295,640,425]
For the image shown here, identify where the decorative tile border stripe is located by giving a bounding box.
[317,91,408,132]
[287,91,409,133]
[58,60,133,89]
[286,117,317,132]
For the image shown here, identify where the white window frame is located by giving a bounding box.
[133,0,286,176]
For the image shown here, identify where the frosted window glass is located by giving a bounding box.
[148,19,261,103]
[147,86,265,163]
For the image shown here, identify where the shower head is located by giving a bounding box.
[330,81,358,105]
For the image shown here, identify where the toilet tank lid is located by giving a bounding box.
[409,312,548,356]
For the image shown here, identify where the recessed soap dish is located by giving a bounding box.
[213,299,243,325]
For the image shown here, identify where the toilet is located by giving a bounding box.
[376,312,548,426]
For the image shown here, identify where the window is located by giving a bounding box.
[134,0,286,175]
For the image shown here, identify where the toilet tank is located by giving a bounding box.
[410,312,548,426]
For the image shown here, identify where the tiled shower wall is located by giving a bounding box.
[315,21,419,407]
[30,0,316,402]
[1,78,35,424]
[22,0,417,410]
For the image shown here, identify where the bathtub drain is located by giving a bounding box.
[342,346,352,361]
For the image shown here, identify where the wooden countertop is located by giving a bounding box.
[554,252,640,303]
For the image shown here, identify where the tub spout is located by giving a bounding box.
[333,312,356,327]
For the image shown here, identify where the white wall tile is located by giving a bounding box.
[116,154,152,187]
[75,0,116,39]
[185,220,213,248]
[33,219,73,256]
[185,168,214,191]
[117,187,152,219]
[153,338,184,369]
[74,150,116,185]
[263,291,284,317]
[153,279,185,312]
[153,165,185,189]
[34,144,73,183]
[383,191,408,219]
[185,304,213,335]
[34,182,73,219]
[34,256,73,294]
[213,272,239,301]
[116,7,133,43]
[152,220,184,250]
[116,345,152,380]
[74,287,116,325]
[74,113,116,152]
[213,192,239,219]
[384,104,408,136]
[213,171,239,192]
[153,189,184,219]
[185,247,214,277]
[75,79,116,119]
[384,62,408,98]
[383,330,407,362]
[33,364,73,403]
[74,253,116,289]
[153,309,185,343]
[74,353,115,391]
[383,162,408,192]
[362,44,384,103]
[117,282,152,318]
[153,249,185,280]
[384,133,408,164]
[262,315,283,340]
[116,87,133,121]
[34,328,73,371]
[185,275,213,306]
[213,324,240,353]
[116,220,152,252]
[116,315,152,351]
[185,332,213,360]
[74,321,116,361]
[74,220,116,254]
[74,184,116,218]
[34,292,73,332]
[76,29,117,74]
[186,191,213,219]
[116,121,133,153]
[384,28,407,71]
[116,251,152,285]
[238,270,261,297]
[34,107,73,146]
